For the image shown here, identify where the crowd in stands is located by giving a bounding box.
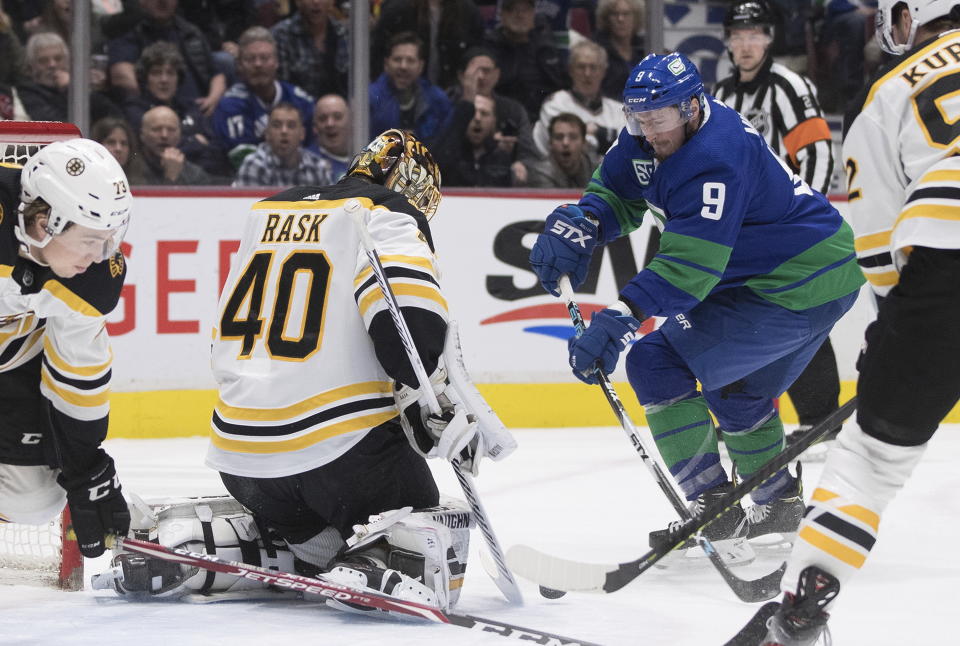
[0,0,884,188]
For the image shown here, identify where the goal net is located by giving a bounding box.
[0,120,84,590]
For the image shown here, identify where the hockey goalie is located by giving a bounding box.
[94,130,516,613]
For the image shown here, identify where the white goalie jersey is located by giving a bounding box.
[843,29,960,296]
[207,180,449,478]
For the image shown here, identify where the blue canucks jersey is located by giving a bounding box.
[212,80,316,156]
[580,95,863,316]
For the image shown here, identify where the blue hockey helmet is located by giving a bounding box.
[622,52,705,137]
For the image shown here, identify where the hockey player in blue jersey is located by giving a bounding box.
[529,52,864,555]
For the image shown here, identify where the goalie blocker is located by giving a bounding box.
[93,495,474,612]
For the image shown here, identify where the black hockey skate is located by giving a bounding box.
[786,425,841,462]
[762,565,838,645]
[648,482,753,567]
[745,468,804,551]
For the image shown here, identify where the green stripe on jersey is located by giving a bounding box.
[745,220,865,310]
[584,169,647,237]
[647,232,732,301]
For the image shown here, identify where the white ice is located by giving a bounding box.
[1,424,955,646]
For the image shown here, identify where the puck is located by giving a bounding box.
[539,585,566,599]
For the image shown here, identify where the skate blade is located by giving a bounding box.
[655,537,756,570]
[748,532,796,555]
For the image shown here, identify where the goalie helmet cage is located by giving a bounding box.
[0,120,85,591]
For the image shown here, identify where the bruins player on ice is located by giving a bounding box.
[730,2,960,644]
[94,130,515,613]
[0,139,132,559]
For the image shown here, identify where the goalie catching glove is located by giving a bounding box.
[395,322,517,476]
[395,364,481,473]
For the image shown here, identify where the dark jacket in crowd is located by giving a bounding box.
[431,100,513,187]
[107,14,218,103]
[369,74,453,143]
[595,31,645,101]
[482,21,567,123]
[372,0,485,89]
[16,82,122,124]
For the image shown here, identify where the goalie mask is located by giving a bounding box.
[347,129,442,220]
[17,138,131,265]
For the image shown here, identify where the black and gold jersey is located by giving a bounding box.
[208,177,448,478]
[843,30,960,296]
[0,164,126,475]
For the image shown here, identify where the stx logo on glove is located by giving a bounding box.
[618,331,637,348]
[549,219,593,248]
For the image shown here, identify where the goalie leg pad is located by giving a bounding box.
[97,495,296,599]
[336,495,473,610]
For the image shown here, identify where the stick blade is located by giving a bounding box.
[506,544,613,593]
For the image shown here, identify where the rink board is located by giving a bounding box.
[103,190,943,438]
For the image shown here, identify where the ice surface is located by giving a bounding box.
[1,425,955,645]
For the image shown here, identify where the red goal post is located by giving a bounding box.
[0,120,84,590]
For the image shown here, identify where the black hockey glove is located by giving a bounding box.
[60,456,131,558]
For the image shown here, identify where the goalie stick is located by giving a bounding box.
[507,394,856,595]
[348,199,522,605]
[507,277,783,602]
[108,536,597,645]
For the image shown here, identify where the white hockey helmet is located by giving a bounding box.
[876,0,959,54]
[18,138,132,262]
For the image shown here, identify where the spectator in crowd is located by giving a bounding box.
[106,0,226,116]
[0,8,27,120]
[532,39,625,159]
[91,115,145,185]
[525,112,596,188]
[447,46,539,169]
[308,93,352,180]
[814,0,878,113]
[483,0,566,122]
[271,0,348,99]
[24,0,107,52]
[233,102,334,187]
[370,31,453,142]
[178,0,257,59]
[432,93,514,186]
[212,26,315,168]
[123,41,229,177]
[17,32,122,123]
[139,105,215,185]
[594,0,645,100]
[373,0,485,89]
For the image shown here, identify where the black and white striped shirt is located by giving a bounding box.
[714,57,834,195]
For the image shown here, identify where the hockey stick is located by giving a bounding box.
[347,199,522,605]
[108,536,596,645]
[506,277,782,602]
[507,396,856,594]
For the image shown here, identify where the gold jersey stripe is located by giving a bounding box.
[357,283,448,317]
[40,369,111,407]
[253,196,384,211]
[216,380,393,422]
[854,230,892,253]
[919,169,960,184]
[797,526,867,569]
[863,270,899,287]
[864,34,959,109]
[0,264,12,277]
[41,279,104,317]
[895,202,960,228]
[811,488,881,531]
[354,255,436,286]
[209,410,397,454]
[43,336,113,377]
